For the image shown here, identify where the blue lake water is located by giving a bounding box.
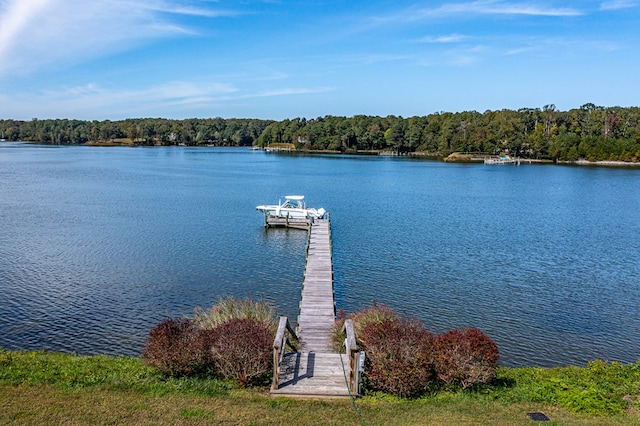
[1,142,639,367]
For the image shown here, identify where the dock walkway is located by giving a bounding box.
[298,219,335,352]
[271,219,356,398]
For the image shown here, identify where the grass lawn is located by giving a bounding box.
[1,350,639,425]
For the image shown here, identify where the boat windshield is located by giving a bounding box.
[282,199,302,208]
[282,196,305,209]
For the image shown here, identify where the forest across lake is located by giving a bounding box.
[2,103,640,163]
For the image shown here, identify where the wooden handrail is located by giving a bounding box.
[343,319,360,395]
[272,316,298,390]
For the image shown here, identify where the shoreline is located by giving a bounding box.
[3,140,640,167]
[564,159,640,167]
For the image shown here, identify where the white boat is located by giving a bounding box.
[484,154,520,165]
[256,195,326,219]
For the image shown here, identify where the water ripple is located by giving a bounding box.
[1,144,639,366]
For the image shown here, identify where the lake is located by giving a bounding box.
[1,142,639,367]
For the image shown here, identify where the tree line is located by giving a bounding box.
[256,104,640,162]
[3,104,640,161]
[0,118,274,146]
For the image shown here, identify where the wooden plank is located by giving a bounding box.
[299,312,334,319]
[271,352,350,397]
[300,290,333,299]
[299,306,335,312]
[299,305,335,311]
[298,296,334,302]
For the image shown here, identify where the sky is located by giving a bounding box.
[0,0,639,121]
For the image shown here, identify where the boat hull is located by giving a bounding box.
[256,205,326,219]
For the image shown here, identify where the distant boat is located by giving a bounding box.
[484,155,520,165]
[256,195,326,219]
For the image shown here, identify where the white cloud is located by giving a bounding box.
[0,80,236,119]
[146,2,241,18]
[417,34,467,43]
[374,0,582,24]
[0,0,232,75]
[0,0,52,66]
[328,53,414,67]
[146,81,238,100]
[249,87,334,98]
[455,1,582,16]
[446,44,486,66]
[504,46,534,56]
[600,0,637,10]
[1,80,334,119]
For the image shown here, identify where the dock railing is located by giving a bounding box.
[272,316,298,390]
[343,319,361,395]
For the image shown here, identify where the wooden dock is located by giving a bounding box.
[271,218,361,398]
[262,214,312,230]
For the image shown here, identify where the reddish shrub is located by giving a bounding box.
[432,328,499,389]
[141,318,212,376]
[208,318,274,387]
[333,303,401,351]
[359,318,434,397]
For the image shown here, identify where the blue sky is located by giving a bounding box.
[0,0,638,120]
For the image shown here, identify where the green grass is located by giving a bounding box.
[490,361,640,415]
[1,349,640,425]
[0,350,231,397]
